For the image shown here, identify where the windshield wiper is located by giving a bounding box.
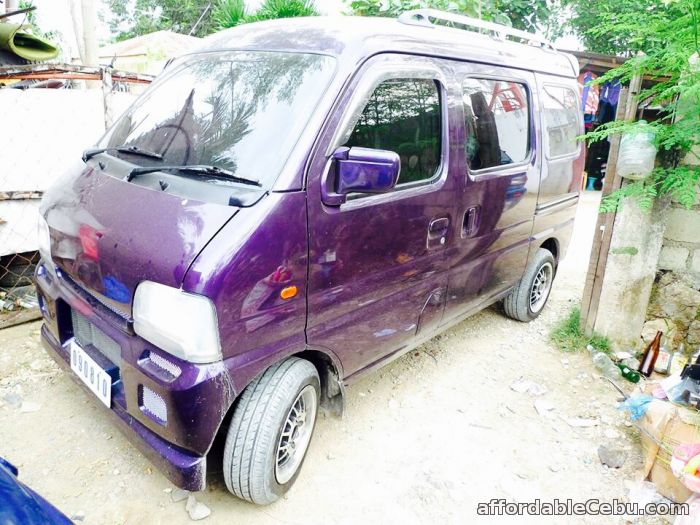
[126,165,262,187]
[82,146,164,163]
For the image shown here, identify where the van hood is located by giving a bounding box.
[41,164,238,317]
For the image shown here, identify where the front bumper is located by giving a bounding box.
[35,265,235,491]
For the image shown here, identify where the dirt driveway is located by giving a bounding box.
[0,192,647,524]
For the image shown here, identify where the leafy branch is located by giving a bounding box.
[212,0,318,29]
[347,0,560,35]
[580,0,700,212]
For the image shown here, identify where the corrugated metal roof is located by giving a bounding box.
[98,30,201,60]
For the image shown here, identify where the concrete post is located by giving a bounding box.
[593,197,669,349]
[580,71,671,350]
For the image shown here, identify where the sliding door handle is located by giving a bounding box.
[428,217,449,234]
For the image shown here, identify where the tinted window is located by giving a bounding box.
[344,79,441,186]
[100,52,336,187]
[542,85,580,157]
[462,78,529,170]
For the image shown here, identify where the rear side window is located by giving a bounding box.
[542,85,580,157]
[462,78,530,170]
[344,79,441,186]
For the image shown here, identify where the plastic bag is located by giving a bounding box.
[618,394,654,421]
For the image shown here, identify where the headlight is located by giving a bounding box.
[37,214,55,272]
[133,281,221,364]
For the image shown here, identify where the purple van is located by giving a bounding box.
[35,10,583,505]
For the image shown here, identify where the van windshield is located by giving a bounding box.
[100,51,336,188]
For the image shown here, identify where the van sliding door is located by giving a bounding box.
[442,64,540,325]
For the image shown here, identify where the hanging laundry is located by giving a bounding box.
[600,79,622,107]
[578,71,599,115]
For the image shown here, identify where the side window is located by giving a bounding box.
[344,78,441,186]
[462,78,530,171]
[542,85,580,157]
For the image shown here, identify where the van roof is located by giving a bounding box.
[197,14,579,79]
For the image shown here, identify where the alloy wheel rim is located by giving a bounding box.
[275,384,317,485]
[530,262,553,313]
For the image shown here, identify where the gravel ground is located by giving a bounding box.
[0,192,654,524]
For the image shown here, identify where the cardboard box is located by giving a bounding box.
[639,397,700,502]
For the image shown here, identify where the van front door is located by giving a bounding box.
[306,56,458,378]
[442,65,540,324]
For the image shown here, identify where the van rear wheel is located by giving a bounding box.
[223,357,320,505]
[502,248,556,322]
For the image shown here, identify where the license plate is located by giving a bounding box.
[69,340,112,407]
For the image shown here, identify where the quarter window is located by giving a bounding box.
[542,85,580,157]
[462,79,530,170]
[344,78,441,186]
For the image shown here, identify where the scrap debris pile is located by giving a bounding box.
[593,329,700,511]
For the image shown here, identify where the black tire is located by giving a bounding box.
[223,357,320,505]
[503,248,556,322]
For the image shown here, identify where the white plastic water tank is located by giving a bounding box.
[617,120,657,180]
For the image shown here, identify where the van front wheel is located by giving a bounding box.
[503,248,556,322]
[223,357,320,505]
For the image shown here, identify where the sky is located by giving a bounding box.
[27,0,581,56]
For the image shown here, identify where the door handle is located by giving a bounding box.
[462,206,480,237]
[427,217,449,249]
[428,217,449,234]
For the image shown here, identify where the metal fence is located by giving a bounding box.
[0,194,41,329]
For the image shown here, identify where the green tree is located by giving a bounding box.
[582,0,700,210]
[212,0,247,28]
[106,0,217,40]
[211,0,318,30]
[562,0,687,56]
[347,0,558,35]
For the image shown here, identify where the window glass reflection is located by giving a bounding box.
[542,85,580,157]
[345,79,442,186]
[462,78,529,170]
[102,52,336,187]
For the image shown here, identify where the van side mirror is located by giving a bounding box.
[322,147,400,206]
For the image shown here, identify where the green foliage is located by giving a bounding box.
[108,0,319,38]
[597,164,700,212]
[658,165,700,208]
[256,0,318,20]
[563,0,686,56]
[106,0,217,40]
[211,0,318,30]
[611,246,639,255]
[550,307,611,354]
[580,0,700,212]
[598,178,657,212]
[212,0,247,29]
[347,0,558,35]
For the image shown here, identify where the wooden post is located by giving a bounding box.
[580,72,643,335]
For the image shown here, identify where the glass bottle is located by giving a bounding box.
[640,331,662,377]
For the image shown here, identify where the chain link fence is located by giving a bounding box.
[0,195,41,329]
